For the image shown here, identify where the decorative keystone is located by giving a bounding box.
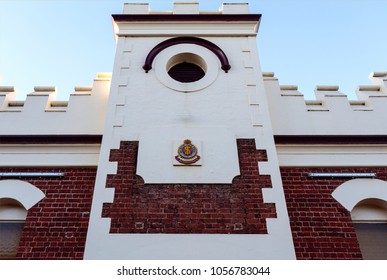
[221,3,250,14]
[122,3,150,14]
[173,2,200,14]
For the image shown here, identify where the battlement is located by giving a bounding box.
[113,2,259,37]
[264,72,387,136]
[0,73,111,135]
[122,2,250,15]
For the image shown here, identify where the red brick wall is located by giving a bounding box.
[0,167,97,260]
[102,139,276,234]
[281,167,387,260]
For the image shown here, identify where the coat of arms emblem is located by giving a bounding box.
[175,139,201,165]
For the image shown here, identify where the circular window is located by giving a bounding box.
[167,53,206,83]
[154,44,219,92]
[168,63,205,83]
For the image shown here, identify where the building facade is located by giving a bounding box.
[1,2,387,260]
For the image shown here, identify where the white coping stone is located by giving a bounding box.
[74,86,92,92]
[33,86,56,92]
[371,72,387,78]
[280,85,298,91]
[173,2,200,14]
[0,87,15,93]
[221,3,250,14]
[122,3,150,14]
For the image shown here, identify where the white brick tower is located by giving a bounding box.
[84,2,296,260]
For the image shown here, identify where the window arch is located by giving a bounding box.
[143,37,231,73]
[332,178,387,212]
[0,180,45,210]
[332,179,387,260]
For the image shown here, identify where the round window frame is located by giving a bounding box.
[154,44,220,93]
[167,53,207,83]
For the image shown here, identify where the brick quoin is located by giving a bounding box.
[102,139,276,234]
[0,167,97,260]
[281,167,387,260]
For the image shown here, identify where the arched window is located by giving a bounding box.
[0,180,45,259]
[332,179,387,259]
[351,199,387,260]
[0,198,27,259]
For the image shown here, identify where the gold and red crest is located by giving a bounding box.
[175,139,201,165]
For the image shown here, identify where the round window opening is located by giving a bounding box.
[167,53,207,83]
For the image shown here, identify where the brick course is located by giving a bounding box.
[102,139,276,234]
[281,167,387,260]
[0,167,97,260]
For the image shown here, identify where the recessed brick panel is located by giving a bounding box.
[0,167,97,260]
[280,167,387,260]
[102,139,276,234]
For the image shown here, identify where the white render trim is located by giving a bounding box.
[0,205,27,220]
[84,234,294,260]
[0,144,100,167]
[114,23,259,37]
[0,180,45,210]
[276,144,387,167]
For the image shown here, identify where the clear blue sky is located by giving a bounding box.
[0,0,386,100]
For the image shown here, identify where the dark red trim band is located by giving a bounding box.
[112,14,261,23]
[274,135,387,145]
[0,135,102,144]
[143,37,231,73]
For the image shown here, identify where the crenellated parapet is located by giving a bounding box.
[264,72,387,136]
[0,73,111,135]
